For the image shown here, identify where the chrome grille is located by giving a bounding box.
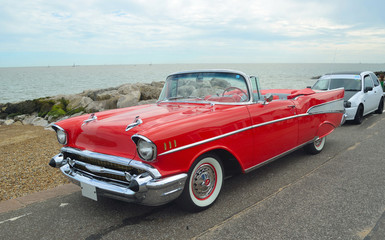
[63,151,146,183]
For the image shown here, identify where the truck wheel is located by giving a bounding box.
[304,136,326,155]
[176,153,223,212]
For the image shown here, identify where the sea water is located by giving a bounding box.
[1,63,384,104]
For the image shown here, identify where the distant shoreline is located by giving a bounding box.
[2,63,384,104]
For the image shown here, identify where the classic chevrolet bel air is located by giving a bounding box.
[49,70,345,212]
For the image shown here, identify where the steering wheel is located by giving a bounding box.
[222,87,248,102]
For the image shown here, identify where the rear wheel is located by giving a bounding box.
[176,153,223,212]
[304,136,326,155]
[353,104,364,124]
[375,97,384,114]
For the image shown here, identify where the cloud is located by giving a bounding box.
[0,0,384,66]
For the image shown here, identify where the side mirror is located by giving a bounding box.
[264,93,274,104]
[364,86,373,93]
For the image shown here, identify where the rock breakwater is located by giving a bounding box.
[0,81,164,127]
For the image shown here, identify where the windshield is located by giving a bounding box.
[312,78,329,90]
[329,78,361,91]
[158,72,250,103]
[313,78,361,91]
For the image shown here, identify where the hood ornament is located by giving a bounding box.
[126,116,143,131]
[82,113,97,126]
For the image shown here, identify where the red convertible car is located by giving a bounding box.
[49,70,345,212]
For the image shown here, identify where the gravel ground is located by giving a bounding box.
[0,124,69,201]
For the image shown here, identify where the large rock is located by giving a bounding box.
[210,78,231,89]
[178,85,195,97]
[4,119,14,125]
[118,84,140,95]
[151,81,165,89]
[137,99,157,105]
[95,90,119,101]
[31,117,49,127]
[139,84,162,100]
[103,96,119,110]
[82,88,117,101]
[117,91,141,108]
[22,114,38,125]
[85,101,106,112]
[14,114,27,122]
[3,100,39,115]
[67,96,93,110]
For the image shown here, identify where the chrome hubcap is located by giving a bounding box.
[192,164,216,199]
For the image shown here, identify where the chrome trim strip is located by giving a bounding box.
[244,139,315,173]
[159,98,344,156]
[159,113,309,156]
[61,147,162,179]
[307,99,345,115]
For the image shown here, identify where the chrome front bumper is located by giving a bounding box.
[60,164,187,206]
[50,148,187,206]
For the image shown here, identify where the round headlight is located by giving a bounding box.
[137,138,156,161]
[56,128,67,145]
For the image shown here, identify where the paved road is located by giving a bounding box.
[1,112,385,240]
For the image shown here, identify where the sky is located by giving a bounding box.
[0,0,385,67]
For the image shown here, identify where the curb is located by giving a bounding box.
[0,184,80,214]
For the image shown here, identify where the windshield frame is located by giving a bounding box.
[157,70,255,105]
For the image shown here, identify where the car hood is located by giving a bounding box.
[344,91,358,101]
[56,103,247,159]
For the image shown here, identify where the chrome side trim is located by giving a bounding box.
[159,113,308,156]
[307,99,345,115]
[159,98,344,156]
[61,147,162,179]
[244,139,314,173]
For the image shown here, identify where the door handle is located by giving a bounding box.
[287,105,296,109]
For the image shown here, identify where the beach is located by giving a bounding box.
[0,124,69,201]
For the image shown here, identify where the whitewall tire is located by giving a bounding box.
[304,136,326,155]
[177,154,223,212]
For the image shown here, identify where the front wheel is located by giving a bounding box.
[304,136,326,155]
[353,105,364,124]
[176,154,224,212]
